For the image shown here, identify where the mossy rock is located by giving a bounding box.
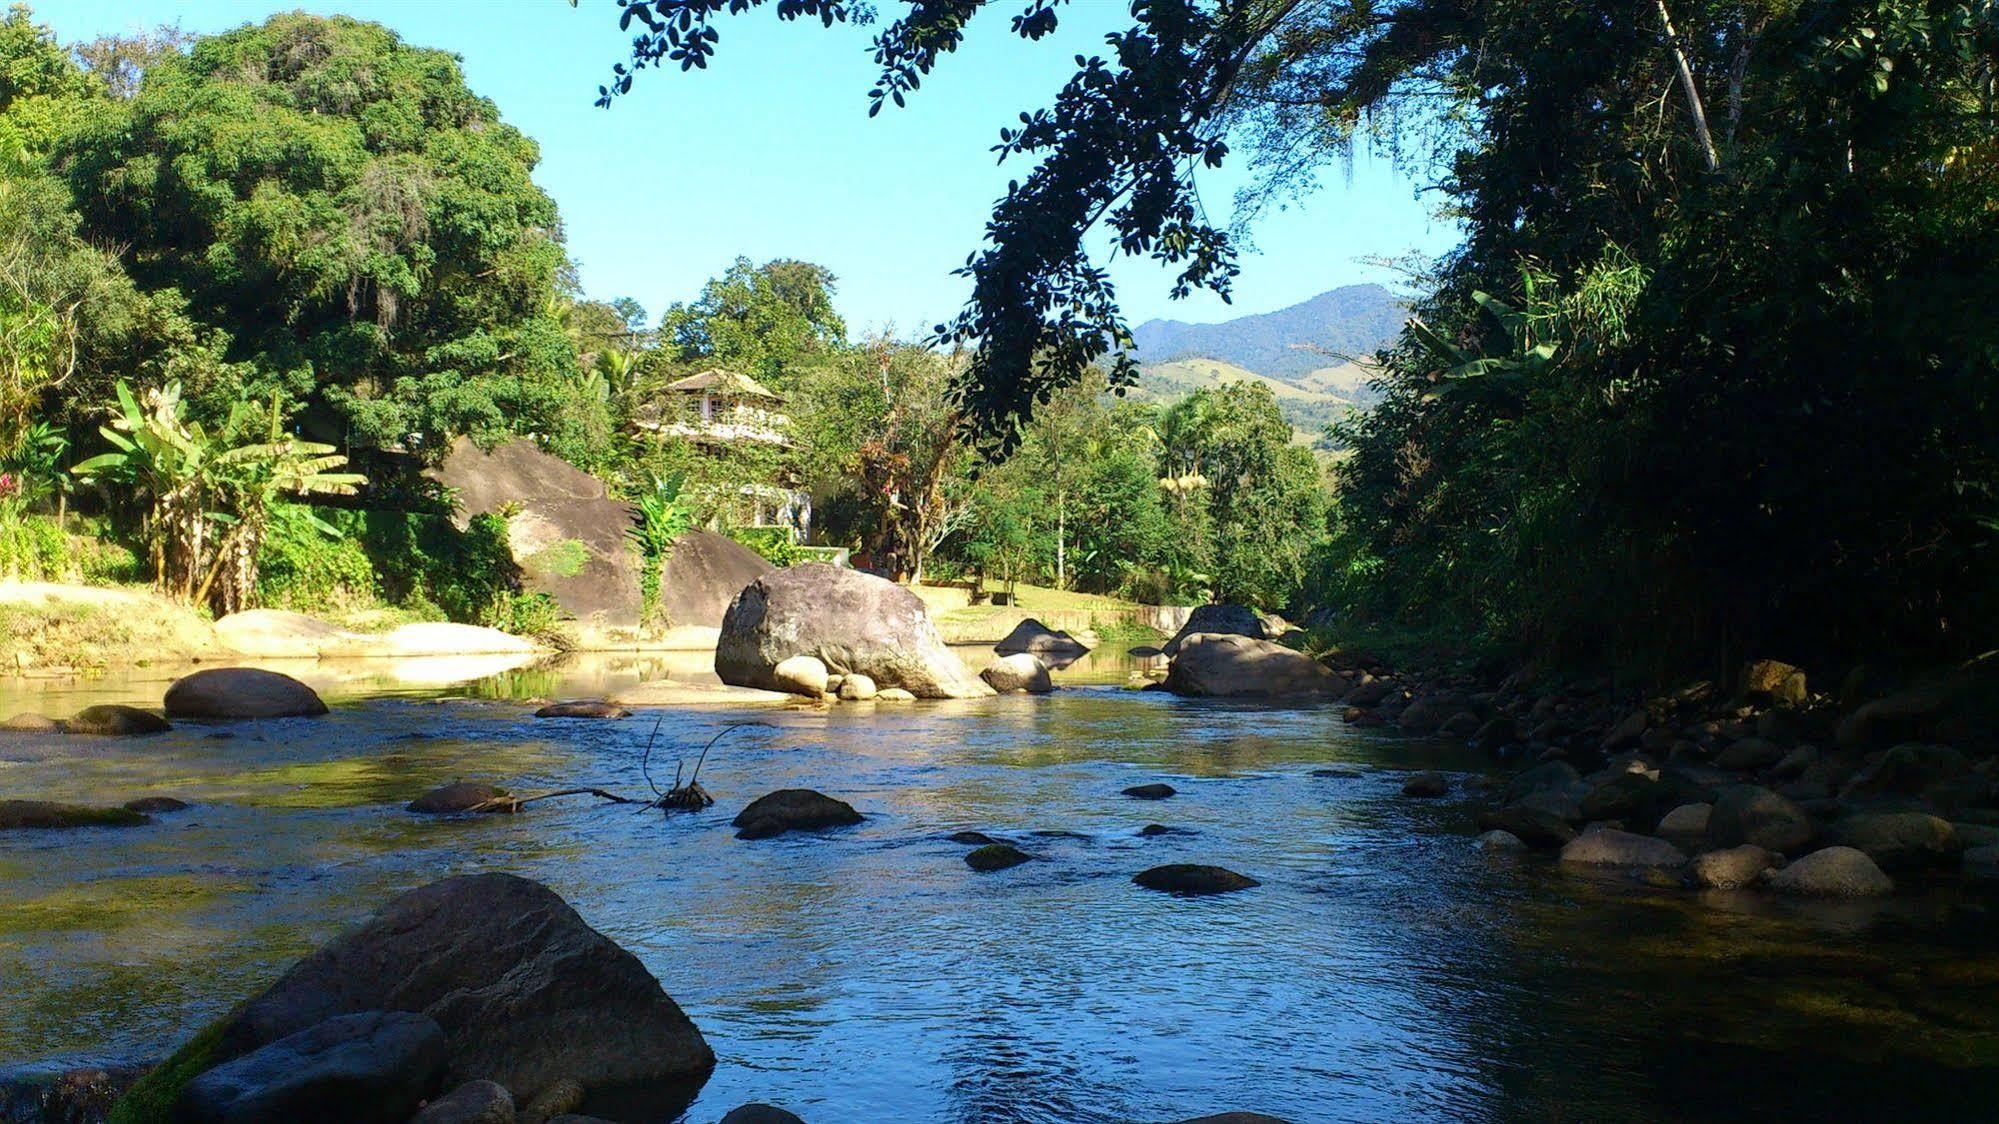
[107,1017,230,1123]
[0,799,148,829]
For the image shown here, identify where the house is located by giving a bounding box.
[630,368,811,535]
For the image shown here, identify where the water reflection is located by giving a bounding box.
[0,652,1995,1121]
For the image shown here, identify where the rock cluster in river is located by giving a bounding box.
[1337,649,1999,900]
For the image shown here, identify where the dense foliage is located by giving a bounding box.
[606,0,1999,675]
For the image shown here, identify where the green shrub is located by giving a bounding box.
[480,589,565,643]
[0,511,72,580]
[726,526,807,568]
[255,504,377,611]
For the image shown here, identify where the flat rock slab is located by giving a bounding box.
[0,799,147,830]
[66,704,170,736]
[732,789,863,840]
[178,1010,446,1124]
[534,700,630,719]
[165,667,328,720]
[1133,864,1260,895]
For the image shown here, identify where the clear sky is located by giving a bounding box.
[36,0,1460,336]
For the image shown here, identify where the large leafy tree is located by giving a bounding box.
[656,256,847,392]
[57,12,603,463]
[600,0,1999,671]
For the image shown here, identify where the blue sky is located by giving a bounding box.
[38,0,1460,335]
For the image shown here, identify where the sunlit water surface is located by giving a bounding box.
[2,648,1997,1122]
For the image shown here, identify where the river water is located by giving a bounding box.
[2,649,1997,1122]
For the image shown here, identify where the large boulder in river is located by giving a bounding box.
[994,618,1091,659]
[1162,634,1342,699]
[982,653,1054,694]
[716,564,992,699]
[1162,604,1268,656]
[165,667,327,719]
[176,1010,446,1124]
[1558,828,1685,869]
[199,873,713,1098]
[431,437,641,633]
[732,789,864,839]
[658,529,774,630]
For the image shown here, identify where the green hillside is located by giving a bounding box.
[1130,358,1363,444]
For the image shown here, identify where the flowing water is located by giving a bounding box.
[2,649,1997,1122]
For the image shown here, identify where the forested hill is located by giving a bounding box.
[1131,284,1406,379]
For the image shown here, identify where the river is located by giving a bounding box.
[2,649,1996,1121]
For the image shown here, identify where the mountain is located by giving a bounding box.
[1131,283,1406,379]
[1126,284,1407,442]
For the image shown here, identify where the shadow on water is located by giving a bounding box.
[0,649,1996,1121]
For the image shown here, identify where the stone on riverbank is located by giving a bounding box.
[2,711,63,732]
[982,652,1054,694]
[773,655,831,698]
[66,704,170,736]
[1704,785,1815,854]
[716,564,992,699]
[994,618,1091,659]
[164,667,327,720]
[407,783,512,815]
[1476,804,1578,849]
[533,701,628,719]
[124,796,190,814]
[732,789,863,840]
[0,799,147,829]
[1162,604,1269,655]
[1132,864,1259,895]
[1837,742,1970,806]
[1476,829,1526,852]
[1558,828,1685,868]
[1831,812,1961,872]
[837,673,878,701]
[1766,846,1894,897]
[413,1078,514,1124]
[174,874,713,1102]
[177,1010,446,1124]
[1689,844,1779,890]
[1162,634,1342,699]
[965,843,1032,871]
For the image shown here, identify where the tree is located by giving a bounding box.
[57,12,597,463]
[656,257,845,392]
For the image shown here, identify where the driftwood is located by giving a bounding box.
[465,787,645,814]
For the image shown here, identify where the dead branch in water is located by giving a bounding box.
[466,787,645,814]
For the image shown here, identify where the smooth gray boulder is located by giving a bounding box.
[1689,844,1778,890]
[210,874,713,1097]
[1766,846,1894,897]
[982,652,1054,694]
[1162,604,1268,655]
[1162,634,1341,699]
[716,564,992,699]
[658,529,775,630]
[164,668,327,720]
[176,1010,446,1124]
[1831,812,1961,871]
[1558,828,1685,868]
[1704,785,1814,854]
[993,618,1091,658]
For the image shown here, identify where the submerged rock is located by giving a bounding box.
[1139,824,1191,837]
[1161,634,1342,699]
[533,700,629,719]
[124,796,190,814]
[177,1010,446,1124]
[1400,771,1449,798]
[947,830,1003,846]
[720,1106,807,1124]
[716,564,993,699]
[1123,783,1176,800]
[412,1078,513,1124]
[407,782,512,815]
[189,873,713,1098]
[965,843,1032,872]
[1766,846,1894,897]
[164,667,328,720]
[0,799,147,830]
[1132,864,1259,895]
[66,704,170,736]
[1558,828,1685,868]
[732,789,863,840]
[2,711,63,732]
[982,652,1054,694]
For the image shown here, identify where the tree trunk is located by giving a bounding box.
[1657,0,1720,172]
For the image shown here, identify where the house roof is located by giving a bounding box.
[660,368,781,400]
